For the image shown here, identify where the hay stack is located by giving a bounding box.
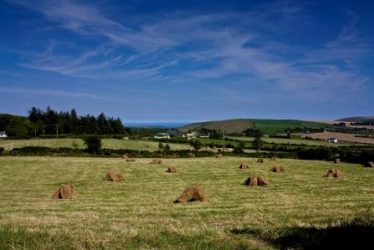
[104,171,124,181]
[367,162,374,168]
[257,176,270,186]
[324,169,343,178]
[166,166,177,173]
[271,166,285,173]
[244,176,258,186]
[244,176,269,187]
[51,184,74,199]
[257,158,264,163]
[174,186,208,203]
[239,163,249,169]
[334,158,341,164]
[150,158,162,164]
[216,154,223,158]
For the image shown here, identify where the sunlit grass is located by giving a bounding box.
[0,138,191,151]
[0,156,373,249]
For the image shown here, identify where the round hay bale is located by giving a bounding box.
[150,158,162,164]
[173,186,208,203]
[367,161,374,168]
[271,166,285,173]
[257,158,264,163]
[105,171,124,181]
[334,158,341,164]
[256,176,269,186]
[239,163,249,169]
[166,166,177,173]
[324,169,343,178]
[244,176,258,186]
[51,184,74,199]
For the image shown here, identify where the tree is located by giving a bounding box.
[234,141,245,154]
[84,135,102,154]
[252,130,264,153]
[190,139,202,152]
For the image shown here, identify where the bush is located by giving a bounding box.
[0,147,4,155]
[83,136,102,154]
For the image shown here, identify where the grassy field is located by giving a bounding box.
[0,156,373,249]
[229,136,358,147]
[0,139,191,151]
[179,119,334,135]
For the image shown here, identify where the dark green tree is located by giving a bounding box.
[252,130,264,153]
[190,139,203,152]
[84,135,102,154]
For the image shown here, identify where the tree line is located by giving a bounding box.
[0,107,126,138]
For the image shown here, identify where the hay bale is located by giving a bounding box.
[174,186,208,203]
[257,176,269,186]
[105,171,124,181]
[334,158,341,164]
[51,184,74,199]
[244,176,258,186]
[239,163,249,169]
[324,169,343,178]
[166,166,177,173]
[244,176,269,186]
[257,158,264,163]
[271,166,285,173]
[367,161,374,168]
[216,154,223,158]
[150,158,162,164]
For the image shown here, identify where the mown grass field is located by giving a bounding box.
[0,156,373,249]
[0,139,191,151]
[228,136,358,147]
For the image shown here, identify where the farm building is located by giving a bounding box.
[154,133,170,140]
[327,137,339,143]
[0,131,7,138]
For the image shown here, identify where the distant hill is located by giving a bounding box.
[178,119,333,135]
[338,116,374,124]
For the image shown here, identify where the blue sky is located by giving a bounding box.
[0,0,373,122]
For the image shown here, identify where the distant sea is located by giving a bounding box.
[125,122,189,128]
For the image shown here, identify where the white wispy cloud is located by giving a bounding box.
[7,0,373,99]
[0,86,103,99]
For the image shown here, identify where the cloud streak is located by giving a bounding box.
[7,0,373,100]
[0,86,103,99]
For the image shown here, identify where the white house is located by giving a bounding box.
[0,131,7,138]
[183,131,197,139]
[327,137,338,143]
[154,133,170,140]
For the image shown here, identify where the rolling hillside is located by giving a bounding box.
[338,116,374,124]
[178,119,334,135]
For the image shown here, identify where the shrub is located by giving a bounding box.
[83,135,102,154]
[0,147,4,155]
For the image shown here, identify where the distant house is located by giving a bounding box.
[327,137,338,143]
[183,132,197,139]
[154,133,170,140]
[0,131,7,138]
